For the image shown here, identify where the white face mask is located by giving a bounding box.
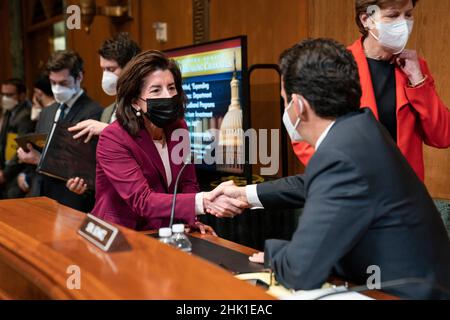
[31,105,42,121]
[1,96,18,111]
[102,71,119,96]
[369,18,414,54]
[282,97,303,142]
[52,84,77,104]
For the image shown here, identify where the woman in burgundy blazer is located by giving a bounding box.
[91,51,244,231]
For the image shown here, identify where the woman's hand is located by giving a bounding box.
[186,221,218,236]
[249,252,265,264]
[396,50,425,86]
[66,177,87,195]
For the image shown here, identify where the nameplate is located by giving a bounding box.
[78,214,120,252]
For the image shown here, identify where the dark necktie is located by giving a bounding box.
[58,103,68,122]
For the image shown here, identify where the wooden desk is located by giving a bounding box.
[0,197,271,300]
[151,232,399,300]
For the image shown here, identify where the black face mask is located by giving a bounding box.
[142,96,183,128]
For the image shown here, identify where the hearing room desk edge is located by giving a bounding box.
[0,197,396,300]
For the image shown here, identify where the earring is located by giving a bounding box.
[133,105,142,117]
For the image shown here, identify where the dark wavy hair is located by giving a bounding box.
[280,38,362,119]
[98,32,141,68]
[115,50,187,136]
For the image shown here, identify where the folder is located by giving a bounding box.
[37,121,97,190]
[5,133,18,162]
[15,133,48,153]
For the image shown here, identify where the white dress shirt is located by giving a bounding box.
[62,89,84,118]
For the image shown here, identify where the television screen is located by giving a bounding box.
[165,36,249,176]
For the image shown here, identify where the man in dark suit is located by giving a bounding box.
[17,50,102,212]
[0,78,35,198]
[209,39,450,299]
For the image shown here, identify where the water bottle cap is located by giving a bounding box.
[172,224,185,233]
[159,227,172,238]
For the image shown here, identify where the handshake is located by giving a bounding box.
[202,181,250,218]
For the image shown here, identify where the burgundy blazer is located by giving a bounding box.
[91,120,200,231]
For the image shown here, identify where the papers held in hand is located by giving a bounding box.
[37,122,97,190]
[15,133,48,152]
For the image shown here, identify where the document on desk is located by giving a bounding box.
[235,272,293,298]
[236,273,374,300]
[282,287,374,300]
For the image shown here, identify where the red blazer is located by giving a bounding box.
[292,37,450,181]
[91,120,200,231]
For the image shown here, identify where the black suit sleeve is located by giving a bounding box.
[263,150,372,290]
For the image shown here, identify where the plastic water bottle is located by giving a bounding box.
[171,224,192,252]
[158,228,175,247]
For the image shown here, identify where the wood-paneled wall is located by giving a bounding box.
[8,0,448,198]
[0,0,12,82]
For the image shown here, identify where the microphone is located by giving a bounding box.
[169,153,192,228]
[38,104,65,169]
[312,277,450,300]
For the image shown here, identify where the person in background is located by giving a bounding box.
[15,74,56,196]
[0,78,35,198]
[30,73,56,123]
[292,0,450,181]
[17,50,103,212]
[209,39,450,300]
[91,50,246,232]
[67,32,141,195]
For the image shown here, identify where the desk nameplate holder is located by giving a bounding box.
[78,214,130,252]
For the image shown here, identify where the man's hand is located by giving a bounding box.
[68,120,108,143]
[249,251,264,264]
[17,173,30,193]
[17,144,41,165]
[204,180,249,218]
[396,50,425,86]
[66,177,88,195]
[0,170,5,185]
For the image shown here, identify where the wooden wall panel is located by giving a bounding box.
[139,0,193,51]
[307,0,360,45]
[0,0,12,83]
[414,0,450,199]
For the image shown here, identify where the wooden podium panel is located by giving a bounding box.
[0,198,271,300]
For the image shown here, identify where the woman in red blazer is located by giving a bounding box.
[91,51,245,231]
[292,0,450,181]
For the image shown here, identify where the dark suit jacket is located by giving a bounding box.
[31,93,103,212]
[91,120,200,231]
[0,100,35,170]
[100,103,116,124]
[258,108,450,300]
